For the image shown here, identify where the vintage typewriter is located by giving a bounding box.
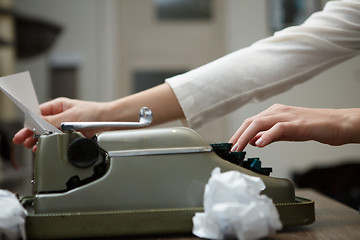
[0,72,314,239]
[21,107,315,239]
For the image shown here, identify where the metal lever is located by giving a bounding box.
[60,107,152,131]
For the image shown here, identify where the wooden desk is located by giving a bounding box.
[132,189,360,240]
[267,189,360,240]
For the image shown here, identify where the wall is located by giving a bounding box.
[112,0,228,142]
[0,0,17,120]
[14,0,115,103]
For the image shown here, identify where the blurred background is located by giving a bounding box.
[0,0,359,209]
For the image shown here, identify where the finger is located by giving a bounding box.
[43,114,62,129]
[13,128,34,144]
[229,117,255,145]
[23,136,38,149]
[232,115,289,151]
[40,97,69,116]
[248,132,264,146]
[40,100,58,116]
[229,106,283,149]
[253,122,294,148]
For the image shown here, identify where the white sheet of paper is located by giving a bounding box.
[0,71,61,135]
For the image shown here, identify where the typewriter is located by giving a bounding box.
[0,72,314,239]
[20,107,314,239]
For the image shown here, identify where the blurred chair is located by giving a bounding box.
[293,162,360,210]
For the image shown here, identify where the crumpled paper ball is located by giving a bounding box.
[0,189,28,240]
[192,168,282,240]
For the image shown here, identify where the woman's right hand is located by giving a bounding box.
[229,104,360,152]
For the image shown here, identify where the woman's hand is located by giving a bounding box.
[13,97,109,150]
[12,83,185,151]
[40,97,110,136]
[229,104,360,152]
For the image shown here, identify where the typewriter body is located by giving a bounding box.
[24,108,314,239]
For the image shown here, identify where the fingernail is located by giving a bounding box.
[255,138,265,147]
[231,142,238,151]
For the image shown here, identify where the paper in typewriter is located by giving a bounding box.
[0,71,61,135]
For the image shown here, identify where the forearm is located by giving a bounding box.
[105,83,185,126]
[166,0,360,129]
[13,83,184,149]
[339,108,360,145]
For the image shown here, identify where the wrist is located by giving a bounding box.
[99,100,121,122]
[101,97,138,123]
[342,109,360,144]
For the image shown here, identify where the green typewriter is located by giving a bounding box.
[0,72,314,239]
[22,107,315,239]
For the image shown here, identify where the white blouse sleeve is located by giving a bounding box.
[165,0,360,129]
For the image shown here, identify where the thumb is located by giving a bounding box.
[43,114,63,129]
